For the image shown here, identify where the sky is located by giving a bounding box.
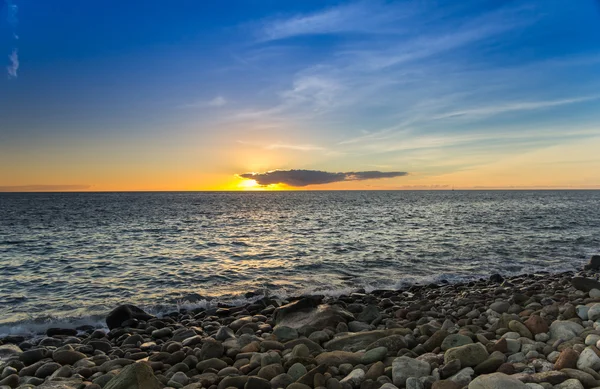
[1,0,600,191]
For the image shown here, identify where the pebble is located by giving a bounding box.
[3,262,600,389]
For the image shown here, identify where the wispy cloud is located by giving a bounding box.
[433,95,600,120]
[7,49,18,78]
[265,143,325,151]
[239,169,408,187]
[258,2,410,41]
[5,0,19,78]
[181,96,227,109]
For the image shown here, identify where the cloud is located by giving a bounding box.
[432,95,600,120]
[265,143,325,151]
[238,169,408,187]
[7,49,18,78]
[208,96,227,107]
[0,185,91,192]
[258,2,406,41]
[180,96,227,109]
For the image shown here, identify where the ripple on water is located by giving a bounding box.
[0,190,599,334]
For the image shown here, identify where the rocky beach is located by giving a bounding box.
[3,256,600,389]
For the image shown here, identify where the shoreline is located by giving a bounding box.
[0,263,585,339]
[3,258,600,388]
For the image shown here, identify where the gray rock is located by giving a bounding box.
[103,362,162,389]
[273,326,298,342]
[441,334,473,351]
[392,356,431,387]
[444,343,489,367]
[35,362,62,378]
[550,321,584,341]
[52,349,86,365]
[339,369,365,387]
[571,277,600,292]
[325,329,409,352]
[468,372,528,389]
[554,379,584,389]
[361,347,387,364]
[490,301,510,314]
[288,362,307,381]
[357,305,381,323]
[274,298,354,330]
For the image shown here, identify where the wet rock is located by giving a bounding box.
[584,255,600,271]
[571,277,600,293]
[106,304,153,330]
[274,299,354,331]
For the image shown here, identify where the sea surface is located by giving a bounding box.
[1,190,599,336]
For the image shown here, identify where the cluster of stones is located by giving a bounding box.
[3,255,600,389]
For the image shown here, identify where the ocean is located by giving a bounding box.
[1,190,599,336]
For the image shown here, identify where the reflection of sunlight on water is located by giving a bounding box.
[1,191,598,334]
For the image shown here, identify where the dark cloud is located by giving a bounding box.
[0,185,91,192]
[239,169,408,187]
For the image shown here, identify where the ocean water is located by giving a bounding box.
[1,190,599,335]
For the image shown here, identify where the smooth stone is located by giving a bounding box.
[339,369,365,387]
[361,347,387,364]
[576,347,600,371]
[444,343,489,367]
[490,302,510,314]
[441,334,473,351]
[589,304,600,321]
[53,349,87,365]
[468,372,528,389]
[288,363,307,381]
[273,326,298,342]
[550,321,584,341]
[554,379,584,389]
[35,362,62,378]
[103,362,162,389]
[315,351,362,366]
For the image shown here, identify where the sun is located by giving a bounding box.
[238,179,260,190]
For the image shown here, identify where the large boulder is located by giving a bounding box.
[324,329,410,352]
[468,373,528,389]
[106,305,153,330]
[571,277,600,292]
[584,255,600,270]
[274,298,354,331]
[103,362,162,389]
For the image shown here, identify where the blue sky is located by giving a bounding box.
[1,0,600,190]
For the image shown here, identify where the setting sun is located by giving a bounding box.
[238,179,259,190]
